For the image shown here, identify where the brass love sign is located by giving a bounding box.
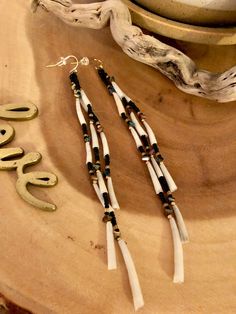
[0,103,58,211]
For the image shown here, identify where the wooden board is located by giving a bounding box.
[0,1,235,313]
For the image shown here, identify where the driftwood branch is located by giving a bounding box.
[34,0,236,103]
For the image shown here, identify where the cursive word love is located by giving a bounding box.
[0,103,57,211]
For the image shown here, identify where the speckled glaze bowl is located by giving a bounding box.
[123,0,236,44]
[134,0,236,26]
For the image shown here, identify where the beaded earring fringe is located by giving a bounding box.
[70,71,144,310]
[96,66,189,283]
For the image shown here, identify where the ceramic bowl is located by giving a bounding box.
[134,0,236,26]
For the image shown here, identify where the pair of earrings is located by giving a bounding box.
[47,55,189,311]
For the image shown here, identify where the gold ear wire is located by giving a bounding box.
[93,58,103,69]
[46,55,80,73]
[70,57,90,69]
[59,57,102,69]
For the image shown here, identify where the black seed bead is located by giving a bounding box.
[129,100,140,113]
[104,154,110,166]
[69,71,81,91]
[103,192,110,208]
[93,147,100,162]
[87,104,93,114]
[138,146,145,153]
[92,112,99,123]
[87,162,93,172]
[158,192,166,204]
[121,97,129,108]
[141,135,149,149]
[111,216,117,227]
[152,143,159,153]
[121,112,127,120]
[109,211,118,226]
[109,211,115,217]
[81,123,88,135]
[159,176,170,193]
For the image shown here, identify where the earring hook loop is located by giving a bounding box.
[46,56,102,72]
[46,55,80,73]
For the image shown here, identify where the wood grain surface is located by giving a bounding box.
[0,1,235,313]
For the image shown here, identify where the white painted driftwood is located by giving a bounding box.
[33,0,236,103]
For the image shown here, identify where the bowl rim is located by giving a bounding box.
[123,0,236,45]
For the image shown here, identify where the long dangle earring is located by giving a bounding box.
[47,56,144,311]
[95,62,189,284]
